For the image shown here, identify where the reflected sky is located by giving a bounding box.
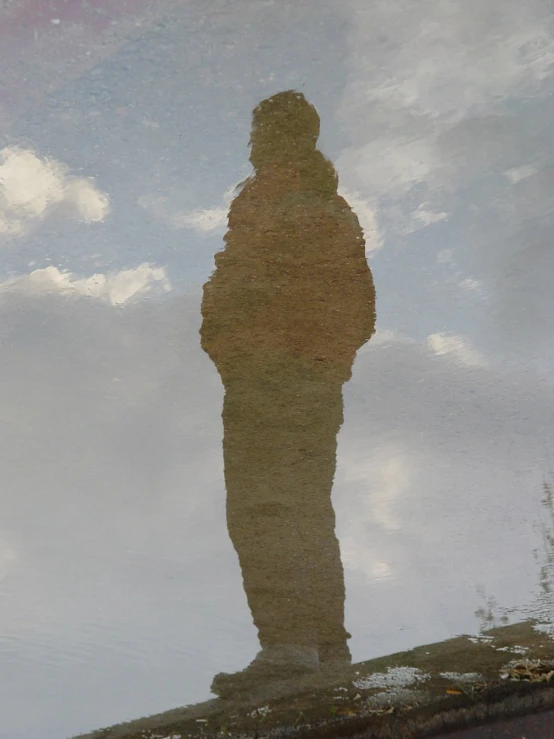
[1,1,554,738]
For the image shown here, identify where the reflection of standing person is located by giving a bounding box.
[201,91,376,695]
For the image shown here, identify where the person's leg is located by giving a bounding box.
[212,376,350,696]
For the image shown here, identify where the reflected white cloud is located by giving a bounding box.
[427,332,486,368]
[338,134,441,199]
[393,202,450,235]
[344,0,554,125]
[458,278,482,292]
[368,329,416,349]
[338,188,382,253]
[174,205,229,233]
[0,146,110,237]
[0,264,170,306]
[342,447,409,537]
[139,185,237,235]
[407,204,449,230]
[336,0,554,243]
[374,454,411,532]
[504,165,538,184]
[368,329,485,371]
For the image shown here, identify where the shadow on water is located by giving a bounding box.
[77,92,554,739]
[200,89,376,697]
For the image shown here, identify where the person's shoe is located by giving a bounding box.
[211,645,319,698]
[318,642,352,676]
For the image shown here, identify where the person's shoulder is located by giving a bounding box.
[233,173,255,195]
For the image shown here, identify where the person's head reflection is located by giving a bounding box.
[201,90,376,696]
[250,91,320,162]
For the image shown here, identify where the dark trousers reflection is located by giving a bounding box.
[224,369,349,658]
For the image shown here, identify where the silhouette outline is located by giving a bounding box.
[201,90,376,695]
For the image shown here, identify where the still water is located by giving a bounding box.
[1,1,554,737]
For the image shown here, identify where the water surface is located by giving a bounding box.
[1,1,554,737]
